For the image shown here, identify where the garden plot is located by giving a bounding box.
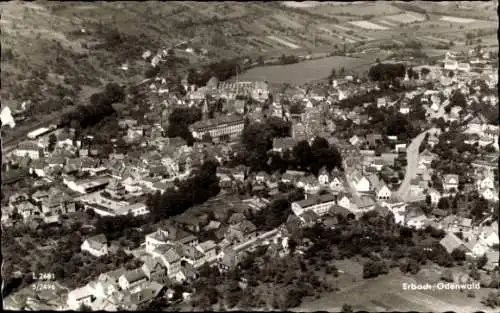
[308,2,402,17]
[440,15,477,23]
[266,35,301,49]
[377,19,398,27]
[385,12,426,24]
[348,20,389,30]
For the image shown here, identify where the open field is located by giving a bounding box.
[384,12,427,24]
[295,265,495,312]
[348,20,389,30]
[440,15,478,24]
[237,56,374,85]
[267,35,301,49]
[307,2,402,17]
[281,1,328,8]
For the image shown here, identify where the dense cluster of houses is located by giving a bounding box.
[2,46,498,311]
[67,194,290,310]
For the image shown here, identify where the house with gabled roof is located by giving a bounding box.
[175,244,205,268]
[465,239,489,258]
[226,220,257,244]
[296,175,320,195]
[428,188,442,205]
[175,263,199,283]
[478,221,499,247]
[442,174,459,193]
[118,268,148,291]
[141,256,168,283]
[440,233,468,254]
[350,170,370,193]
[419,149,437,167]
[67,285,95,310]
[337,193,351,210]
[329,174,345,192]
[81,234,109,257]
[298,210,321,226]
[195,240,218,262]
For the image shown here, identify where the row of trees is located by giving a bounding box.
[146,159,220,221]
[368,63,407,82]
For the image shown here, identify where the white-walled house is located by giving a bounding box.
[481,188,498,202]
[329,176,344,191]
[318,168,330,185]
[145,229,170,253]
[337,194,351,210]
[195,240,218,262]
[476,175,495,190]
[291,194,336,217]
[406,215,428,230]
[118,269,148,291]
[81,234,109,257]
[67,285,95,310]
[466,240,489,258]
[376,184,392,201]
[350,171,370,193]
[479,222,499,247]
[428,188,442,205]
[442,174,459,193]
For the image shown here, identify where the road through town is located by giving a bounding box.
[396,128,437,201]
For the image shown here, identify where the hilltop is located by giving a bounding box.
[1,1,497,118]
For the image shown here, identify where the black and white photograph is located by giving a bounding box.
[1,0,499,311]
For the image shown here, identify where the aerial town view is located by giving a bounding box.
[1,1,499,312]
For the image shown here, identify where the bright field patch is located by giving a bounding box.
[385,12,426,24]
[266,35,301,49]
[348,20,389,30]
[440,15,477,23]
[377,20,398,27]
[237,56,373,85]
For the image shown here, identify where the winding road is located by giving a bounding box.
[395,128,437,202]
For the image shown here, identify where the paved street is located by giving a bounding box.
[396,128,437,201]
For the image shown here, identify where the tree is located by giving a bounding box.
[328,68,337,79]
[477,254,488,269]
[79,304,92,312]
[292,140,313,170]
[48,134,57,152]
[363,260,388,279]
[437,198,450,211]
[166,107,201,143]
[145,66,160,78]
[451,248,466,262]
[420,67,430,77]
[471,197,489,221]
[289,102,304,115]
[342,304,354,313]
